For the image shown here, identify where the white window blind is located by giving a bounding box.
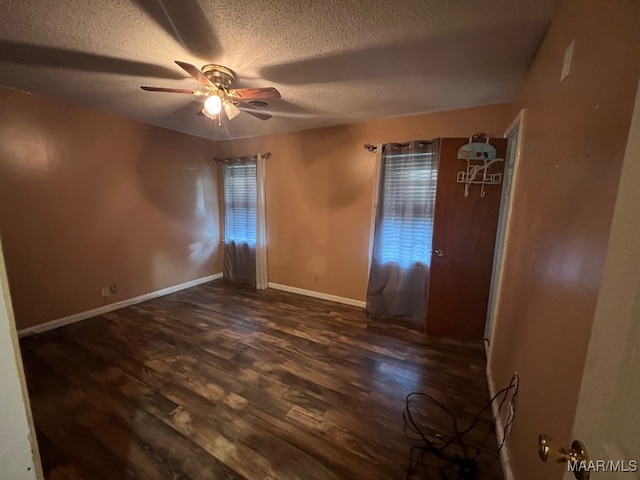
[223,163,257,245]
[379,152,438,267]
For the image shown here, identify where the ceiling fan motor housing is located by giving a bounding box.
[201,64,236,89]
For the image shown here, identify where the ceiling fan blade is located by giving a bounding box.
[174,60,214,87]
[237,102,272,121]
[140,86,200,94]
[223,102,241,120]
[230,87,281,99]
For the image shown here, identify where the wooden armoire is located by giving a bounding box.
[425,137,507,338]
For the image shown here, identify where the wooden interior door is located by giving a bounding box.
[0,237,42,479]
[566,79,640,480]
[426,138,507,338]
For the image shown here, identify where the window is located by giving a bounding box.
[223,163,257,245]
[379,152,438,267]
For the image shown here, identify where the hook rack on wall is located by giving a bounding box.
[456,134,504,198]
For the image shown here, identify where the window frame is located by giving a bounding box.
[223,162,258,246]
[377,151,438,268]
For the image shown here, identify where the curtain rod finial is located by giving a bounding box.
[363,144,378,153]
[262,152,272,160]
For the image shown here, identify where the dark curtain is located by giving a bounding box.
[224,241,256,287]
[366,140,439,322]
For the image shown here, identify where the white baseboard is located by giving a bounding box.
[267,282,366,309]
[18,273,223,338]
[486,357,514,480]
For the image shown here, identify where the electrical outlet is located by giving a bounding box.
[101,285,117,298]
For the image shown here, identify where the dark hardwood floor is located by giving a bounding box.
[20,280,504,479]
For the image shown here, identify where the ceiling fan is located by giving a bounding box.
[140,61,281,122]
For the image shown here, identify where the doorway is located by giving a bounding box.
[484,109,526,346]
[0,237,42,479]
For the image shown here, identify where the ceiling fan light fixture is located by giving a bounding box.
[141,61,279,122]
[223,102,241,120]
[204,95,222,115]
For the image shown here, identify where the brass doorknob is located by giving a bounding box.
[538,434,590,480]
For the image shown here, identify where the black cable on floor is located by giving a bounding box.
[403,372,519,479]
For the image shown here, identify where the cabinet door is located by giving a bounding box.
[426,138,506,338]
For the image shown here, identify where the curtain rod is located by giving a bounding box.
[214,152,272,162]
[364,140,438,153]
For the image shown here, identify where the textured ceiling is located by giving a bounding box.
[0,0,558,140]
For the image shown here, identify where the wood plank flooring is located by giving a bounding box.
[20,280,504,479]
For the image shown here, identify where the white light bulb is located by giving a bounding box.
[204,95,222,115]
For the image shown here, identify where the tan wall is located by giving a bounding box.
[215,104,513,301]
[488,1,640,479]
[0,87,222,330]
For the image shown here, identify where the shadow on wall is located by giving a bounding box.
[298,126,369,208]
[131,127,220,291]
[135,128,217,221]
